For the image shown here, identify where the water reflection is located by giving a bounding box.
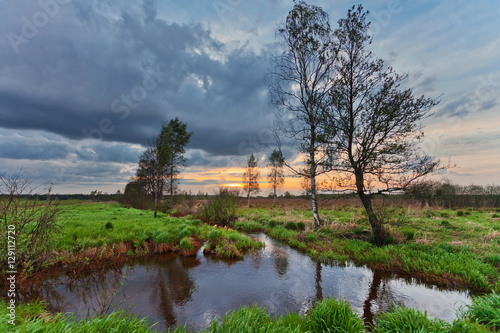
[5,234,472,332]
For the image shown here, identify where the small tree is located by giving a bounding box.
[267,1,338,229]
[136,118,192,217]
[243,153,260,206]
[268,149,285,206]
[326,6,441,245]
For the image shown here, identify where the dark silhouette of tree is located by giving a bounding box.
[268,149,285,206]
[242,153,260,207]
[136,118,192,217]
[325,5,442,245]
[161,118,193,199]
[267,1,339,229]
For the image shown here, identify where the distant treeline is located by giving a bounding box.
[4,181,498,208]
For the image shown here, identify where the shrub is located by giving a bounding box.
[285,222,298,230]
[197,187,240,226]
[105,222,114,230]
[305,298,364,333]
[457,210,465,217]
[266,220,280,228]
[297,222,306,231]
[0,171,62,273]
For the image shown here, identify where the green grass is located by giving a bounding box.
[305,298,364,333]
[3,293,499,332]
[0,300,159,333]
[237,205,500,292]
[204,228,263,259]
[461,292,500,331]
[0,202,265,274]
[374,306,449,332]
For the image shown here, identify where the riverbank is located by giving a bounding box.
[1,293,498,332]
[235,205,500,292]
[0,202,263,286]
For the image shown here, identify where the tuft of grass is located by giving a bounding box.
[214,305,271,332]
[105,222,114,230]
[179,237,193,250]
[462,292,500,331]
[374,305,448,332]
[285,221,298,230]
[305,298,364,333]
[297,222,306,231]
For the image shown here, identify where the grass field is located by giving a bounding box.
[2,199,499,332]
[4,202,263,278]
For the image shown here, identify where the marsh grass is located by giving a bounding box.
[203,228,263,259]
[374,306,449,332]
[237,205,500,291]
[5,293,498,332]
[0,202,264,276]
[462,292,500,331]
[0,300,159,333]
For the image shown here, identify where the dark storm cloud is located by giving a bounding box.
[0,0,273,160]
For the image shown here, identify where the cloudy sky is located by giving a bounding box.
[0,0,499,194]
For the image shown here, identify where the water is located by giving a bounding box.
[15,234,472,331]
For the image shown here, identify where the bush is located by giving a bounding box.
[0,171,62,274]
[297,222,306,231]
[457,210,465,217]
[305,298,364,333]
[105,222,114,230]
[285,222,298,230]
[197,188,240,227]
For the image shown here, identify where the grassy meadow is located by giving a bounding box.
[12,202,263,277]
[2,198,499,332]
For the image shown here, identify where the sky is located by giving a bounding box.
[0,0,499,195]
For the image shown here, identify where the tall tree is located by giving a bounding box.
[136,118,192,217]
[267,1,338,229]
[243,153,260,206]
[326,5,441,245]
[268,149,285,206]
